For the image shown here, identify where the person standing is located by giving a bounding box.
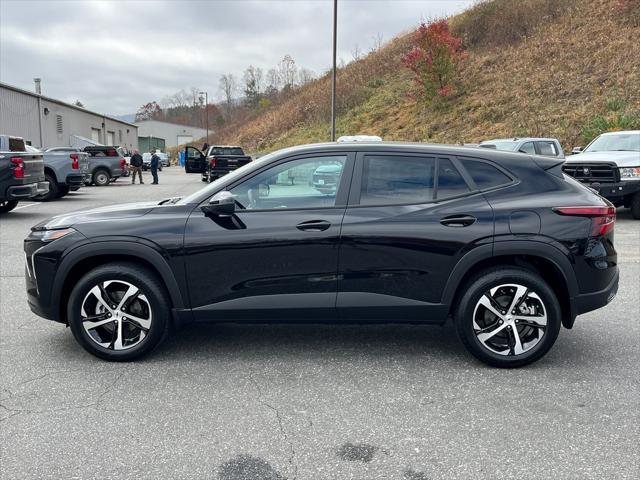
[129,149,144,184]
[150,151,160,185]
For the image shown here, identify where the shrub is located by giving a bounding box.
[616,0,640,26]
[452,0,569,49]
[402,20,465,100]
[580,98,640,143]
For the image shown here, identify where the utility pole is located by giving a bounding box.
[331,0,337,141]
[200,91,209,143]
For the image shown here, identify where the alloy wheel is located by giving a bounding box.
[80,280,152,350]
[472,283,547,356]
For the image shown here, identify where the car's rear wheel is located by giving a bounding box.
[67,263,171,361]
[0,199,18,213]
[56,185,70,198]
[92,169,110,186]
[630,192,640,220]
[455,267,561,368]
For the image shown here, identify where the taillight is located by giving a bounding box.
[210,157,217,168]
[553,206,616,236]
[70,153,79,170]
[10,157,24,179]
[120,158,126,169]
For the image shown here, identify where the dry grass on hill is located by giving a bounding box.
[214,0,640,153]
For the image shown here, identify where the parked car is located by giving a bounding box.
[82,146,128,186]
[0,135,48,213]
[563,130,640,219]
[25,142,618,366]
[184,145,251,182]
[25,145,89,201]
[312,162,343,194]
[47,146,128,185]
[142,152,164,171]
[480,137,565,158]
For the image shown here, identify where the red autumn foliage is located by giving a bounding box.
[402,19,465,99]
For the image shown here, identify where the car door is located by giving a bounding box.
[185,146,206,173]
[337,152,494,321]
[183,152,355,321]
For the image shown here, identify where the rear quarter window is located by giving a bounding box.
[8,137,26,152]
[461,159,512,189]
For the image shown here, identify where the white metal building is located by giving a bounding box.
[0,81,138,150]
[134,119,208,148]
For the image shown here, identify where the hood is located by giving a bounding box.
[34,201,159,230]
[566,151,640,167]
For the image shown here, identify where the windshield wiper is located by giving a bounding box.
[158,197,182,205]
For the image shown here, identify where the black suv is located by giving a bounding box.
[25,143,618,367]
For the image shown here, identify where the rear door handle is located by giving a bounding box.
[440,214,477,227]
[296,220,331,232]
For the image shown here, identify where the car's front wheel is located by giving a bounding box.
[455,267,561,368]
[67,263,171,361]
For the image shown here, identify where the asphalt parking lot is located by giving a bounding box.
[1,167,638,480]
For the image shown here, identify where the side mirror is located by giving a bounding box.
[571,146,583,154]
[201,191,235,217]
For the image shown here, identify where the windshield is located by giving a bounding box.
[480,140,519,151]
[177,151,277,205]
[584,133,640,152]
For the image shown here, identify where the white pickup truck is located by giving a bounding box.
[563,130,640,219]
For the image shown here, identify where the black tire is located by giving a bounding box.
[454,267,561,368]
[67,262,171,361]
[0,199,19,213]
[33,173,59,201]
[630,192,640,220]
[92,168,110,186]
[56,185,70,198]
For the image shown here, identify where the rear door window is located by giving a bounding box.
[535,141,559,156]
[436,159,469,199]
[519,142,536,154]
[460,159,512,189]
[360,155,435,205]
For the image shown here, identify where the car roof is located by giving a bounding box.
[269,141,540,162]
[481,137,559,143]
[598,130,640,135]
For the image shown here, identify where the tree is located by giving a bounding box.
[135,101,162,122]
[266,68,280,93]
[402,19,465,99]
[219,74,237,119]
[297,68,316,86]
[370,32,383,52]
[74,100,84,108]
[277,54,297,91]
[243,65,263,108]
[351,44,362,61]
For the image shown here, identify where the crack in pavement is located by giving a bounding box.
[0,368,128,422]
[248,371,298,480]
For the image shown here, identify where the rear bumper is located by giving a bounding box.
[6,181,49,200]
[575,267,619,316]
[65,174,85,188]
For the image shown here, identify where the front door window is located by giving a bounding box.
[229,156,347,210]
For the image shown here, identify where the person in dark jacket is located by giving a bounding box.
[129,149,144,184]
[150,151,160,185]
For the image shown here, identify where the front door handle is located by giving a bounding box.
[296,220,331,232]
[440,214,477,227]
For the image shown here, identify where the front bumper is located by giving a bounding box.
[6,181,49,200]
[588,180,640,203]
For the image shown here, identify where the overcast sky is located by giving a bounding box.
[0,0,472,116]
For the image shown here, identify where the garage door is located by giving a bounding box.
[91,128,101,143]
[177,135,193,146]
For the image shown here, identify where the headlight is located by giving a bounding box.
[619,167,640,180]
[30,227,76,242]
